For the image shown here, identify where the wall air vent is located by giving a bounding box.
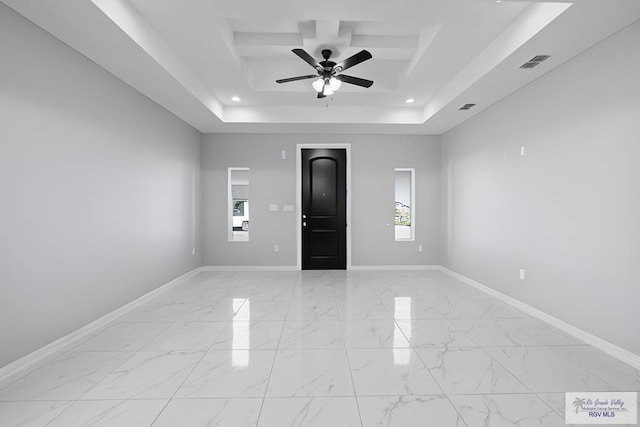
[520,55,551,69]
[459,103,476,110]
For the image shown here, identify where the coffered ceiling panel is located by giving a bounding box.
[3,0,639,134]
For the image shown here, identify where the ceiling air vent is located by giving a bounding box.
[530,55,550,63]
[459,103,476,110]
[520,54,551,69]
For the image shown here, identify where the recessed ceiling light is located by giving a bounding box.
[231,96,241,102]
[405,98,415,104]
[496,0,502,3]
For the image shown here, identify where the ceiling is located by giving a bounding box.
[3,0,640,134]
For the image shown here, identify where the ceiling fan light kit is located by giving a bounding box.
[276,48,373,98]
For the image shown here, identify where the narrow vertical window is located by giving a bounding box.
[394,168,415,241]
[228,168,249,242]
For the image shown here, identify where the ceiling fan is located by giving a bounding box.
[276,48,373,98]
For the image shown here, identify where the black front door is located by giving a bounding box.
[301,149,347,270]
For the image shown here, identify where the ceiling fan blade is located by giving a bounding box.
[292,49,321,70]
[335,74,374,88]
[276,74,318,84]
[334,50,372,72]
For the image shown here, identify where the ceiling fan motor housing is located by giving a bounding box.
[275,48,374,96]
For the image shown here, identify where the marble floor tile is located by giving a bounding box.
[287,298,341,321]
[430,299,497,319]
[536,392,568,418]
[158,285,245,304]
[420,291,468,308]
[551,346,640,391]
[337,299,393,321]
[257,273,299,286]
[0,352,132,401]
[258,397,361,427]
[152,398,262,427]
[416,347,529,395]
[279,320,345,349]
[477,300,531,319]
[358,395,466,427]
[509,318,587,346]
[343,319,410,349]
[289,291,337,304]
[0,401,73,426]
[348,348,442,396]
[143,321,229,351]
[291,283,338,298]
[266,349,354,397]
[122,300,206,322]
[5,270,635,425]
[174,300,244,322]
[379,297,445,320]
[484,346,613,393]
[395,319,477,348]
[336,289,381,304]
[72,321,171,352]
[47,399,167,427]
[249,286,295,302]
[452,318,541,347]
[451,393,566,427]
[82,350,204,399]
[176,349,276,398]
[209,321,284,350]
[235,301,290,321]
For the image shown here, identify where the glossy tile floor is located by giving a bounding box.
[1,270,638,426]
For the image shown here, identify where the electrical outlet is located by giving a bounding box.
[418,244,423,252]
[520,269,526,280]
[274,245,279,252]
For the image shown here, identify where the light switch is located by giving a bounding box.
[283,205,294,212]
[269,204,279,212]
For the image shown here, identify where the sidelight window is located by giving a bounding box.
[394,168,415,241]
[228,168,250,242]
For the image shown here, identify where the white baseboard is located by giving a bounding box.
[201,265,441,272]
[200,266,298,271]
[349,265,441,271]
[0,267,205,386]
[438,266,640,370]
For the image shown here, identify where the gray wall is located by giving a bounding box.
[0,5,202,367]
[441,21,640,354]
[202,134,441,267]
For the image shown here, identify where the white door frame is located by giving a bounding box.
[296,143,352,270]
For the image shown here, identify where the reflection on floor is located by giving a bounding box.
[0,270,638,426]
